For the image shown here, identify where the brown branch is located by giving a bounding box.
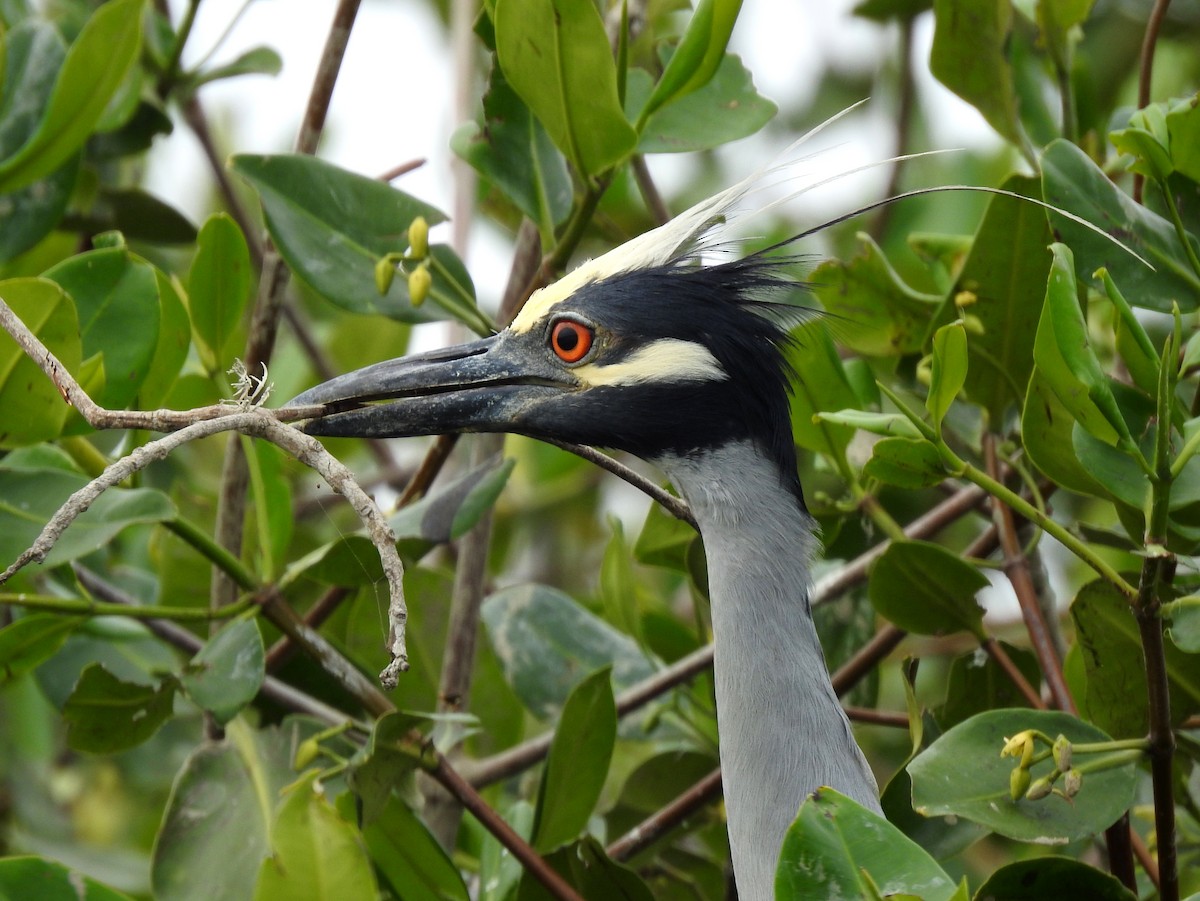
[607,768,722,862]
[265,585,355,673]
[1133,0,1174,204]
[981,638,1046,709]
[631,155,671,226]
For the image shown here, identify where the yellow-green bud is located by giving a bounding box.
[408,216,429,259]
[375,256,396,295]
[1025,774,1054,801]
[1009,766,1031,801]
[1052,734,1072,772]
[294,737,320,769]
[408,264,432,307]
[1001,730,1036,768]
[1063,768,1082,798]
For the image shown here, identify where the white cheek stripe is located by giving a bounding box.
[575,338,727,387]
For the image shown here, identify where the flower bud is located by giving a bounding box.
[294,737,320,769]
[1052,734,1072,772]
[408,264,432,307]
[375,256,396,295]
[1063,768,1082,798]
[1001,730,1035,767]
[408,216,429,259]
[1009,766,1031,801]
[1025,774,1054,801]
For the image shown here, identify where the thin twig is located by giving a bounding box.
[632,155,671,226]
[607,768,722,862]
[264,585,355,673]
[1133,0,1174,204]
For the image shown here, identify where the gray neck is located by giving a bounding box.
[659,442,880,901]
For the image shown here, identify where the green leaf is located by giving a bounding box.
[633,495,697,571]
[630,52,776,154]
[787,321,860,460]
[0,22,76,262]
[0,451,176,568]
[938,642,1042,728]
[0,0,144,193]
[520,837,653,901]
[346,711,426,826]
[1021,369,1107,495]
[387,456,515,543]
[956,175,1054,421]
[137,269,192,409]
[481,584,656,721]
[43,247,161,410]
[84,187,198,245]
[532,665,616,852]
[1166,94,1200,184]
[1165,595,1200,653]
[188,213,252,371]
[254,771,378,900]
[0,277,81,446]
[63,662,175,753]
[0,614,83,684]
[494,0,637,176]
[868,540,988,640]
[1032,244,1131,447]
[929,0,1025,150]
[908,709,1139,843]
[600,517,640,641]
[481,801,534,901]
[809,232,940,356]
[863,437,945,488]
[639,0,742,122]
[231,154,490,334]
[360,795,469,901]
[1041,139,1200,312]
[776,789,958,901]
[187,45,283,89]
[974,857,1136,901]
[450,63,572,235]
[180,617,265,725]
[926,321,967,432]
[1071,579,1200,735]
[152,720,299,901]
[0,856,135,901]
[243,437,292,579]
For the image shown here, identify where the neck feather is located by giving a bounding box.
[658,442,880,901]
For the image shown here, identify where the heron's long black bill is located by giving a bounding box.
[284,334,571,439]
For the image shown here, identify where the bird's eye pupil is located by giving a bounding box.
[551,320,593,363]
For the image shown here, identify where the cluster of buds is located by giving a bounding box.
[1001,730,1082,802]
[374,216,432,306]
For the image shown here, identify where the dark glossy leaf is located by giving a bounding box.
[231,154,490,334]
[481,584,656,720]
[494,0,637,176]
[360,795,469,901]
[868,540,988,639]
[0,614,83,684]
[0,0,143,192]
[1021,369,1107,495]
[930,0,1023,149]
[909,709,1138,842]
[243,438,292,579]
[633,495,697,571]
[346,711,427,826]
[880,767,987,862]
[938,642,1041,728]
[520,836,653,901]
[1071,578,1200,736]
[1041,139,1200,312]
[974,857,1136,901]
[189,213,252,371]
[630,53,776,154]
[1166,595,1200,653]
[87,187,198,245]
[0,21,75,261]
[180,617,264,725]
[388,456,515,543]
[853,0,932,21]
[777,789,958,901]
[956,175,1053,420]
[63,663,175,753]
[863,437,945,488]
[43,247,161,409]
[253,771,378,900]
[532,665,616,851]
[0,856,135,901]
[809,232,940,356]
[0,448,176,568]
[0,277,80,446]
[450,63,572,234]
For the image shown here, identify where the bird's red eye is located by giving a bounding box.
[550,319,593,363]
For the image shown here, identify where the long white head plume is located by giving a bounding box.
[510,103,877,334]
